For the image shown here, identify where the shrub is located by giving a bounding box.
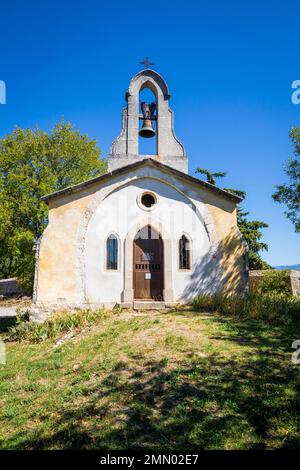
[7,308,110,343]
[192,292,300,325]
[255,269,292,297]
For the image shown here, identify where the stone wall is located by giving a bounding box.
[249,270,300,296]
[290,270,300,296]
[0,278,25,297]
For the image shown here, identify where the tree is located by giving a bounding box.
[0,121,107,289]
[272,127,300,232]
[195,168,227,185]
[196,169,270,270]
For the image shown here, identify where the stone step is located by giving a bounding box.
[133,301,166,310]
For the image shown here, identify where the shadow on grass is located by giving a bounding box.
[169,308,300,352]
[2,311,300,450]
[0,316,16,333]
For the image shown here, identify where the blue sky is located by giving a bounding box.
[0,0,299,265]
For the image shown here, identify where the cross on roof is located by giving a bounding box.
[139,57,155,68]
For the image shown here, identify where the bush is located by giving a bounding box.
[192,292,300,325]
[7,308,110,343]
[255,269,292,297]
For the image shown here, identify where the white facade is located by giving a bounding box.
[85,175,210,304]
[33,70,248,319]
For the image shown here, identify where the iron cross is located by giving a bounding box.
[139,57,155,68]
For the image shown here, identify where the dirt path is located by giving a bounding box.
[0,299,31,318]
[0,306,17,318]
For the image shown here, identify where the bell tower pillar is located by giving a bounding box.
[108,69,188,173]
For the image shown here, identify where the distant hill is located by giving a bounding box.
[274,264,300,271]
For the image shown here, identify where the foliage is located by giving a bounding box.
[7,308,110,343]
[236,207,270,270]
[254,269,292,297]
[0,309,299,449]
[0,122,107,289]
[195,168,227,185]
[273,127,300,232]
[192,292,300,325]
[196,170,270,270]
[223,188,246,200]
[247,253,271,270]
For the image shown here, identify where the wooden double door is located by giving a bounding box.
[133,226,164,300]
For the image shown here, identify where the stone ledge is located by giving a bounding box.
[29,302,118,323]
[133,301,166,310]
[249,269,300,297]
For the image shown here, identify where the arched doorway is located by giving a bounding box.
[133,225,164,300]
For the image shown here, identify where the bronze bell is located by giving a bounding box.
[139,118,155,138]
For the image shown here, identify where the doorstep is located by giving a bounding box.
[133,300,166,310]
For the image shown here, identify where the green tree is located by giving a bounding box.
[196,169,270,270]
[0,121,107,289]
[272,127,300,232]
[195,168,227,185]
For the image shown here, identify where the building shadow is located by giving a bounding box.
[180,228,248,302]
[3,317,299,450]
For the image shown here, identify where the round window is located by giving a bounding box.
[139,192,157,209]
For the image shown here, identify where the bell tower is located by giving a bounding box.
[108,69,188,173]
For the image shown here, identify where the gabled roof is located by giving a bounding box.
[41,158,242,204]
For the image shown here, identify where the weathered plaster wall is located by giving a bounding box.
[35,164,247,309]
[37,187,96,304]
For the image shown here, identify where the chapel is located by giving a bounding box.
[33,69,248,318]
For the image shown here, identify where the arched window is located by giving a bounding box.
[179,235,191,270]
[106,234,118,270]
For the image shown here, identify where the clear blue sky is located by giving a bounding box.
[0,0,299,266]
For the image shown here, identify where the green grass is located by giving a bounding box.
[193,293,300,325]
[7,308,111,343]
[0,308,300,449]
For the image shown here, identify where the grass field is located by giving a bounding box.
[0,308,299,450]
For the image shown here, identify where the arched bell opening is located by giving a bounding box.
[138,86,157,156]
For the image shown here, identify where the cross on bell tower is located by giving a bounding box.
[139,57,155,68]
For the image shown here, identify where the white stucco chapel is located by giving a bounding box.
[33,69,248,317]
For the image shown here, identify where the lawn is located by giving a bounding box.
[0,308,299,450]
